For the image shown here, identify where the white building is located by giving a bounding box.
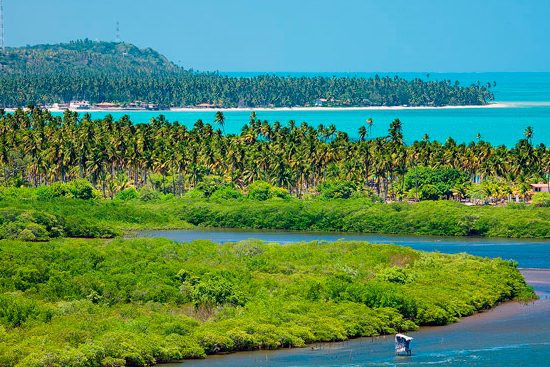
[69,100,91,110]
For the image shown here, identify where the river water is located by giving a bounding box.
[138,229,550,269]
[137,229,550,367]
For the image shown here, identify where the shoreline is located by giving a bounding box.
[169,103,510,112]
[164,268,549,367]
[5,102,511,114]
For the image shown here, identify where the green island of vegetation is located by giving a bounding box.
[0,236,534,366]
[0,40,492,108]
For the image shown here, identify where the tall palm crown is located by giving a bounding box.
[214,111,226,135]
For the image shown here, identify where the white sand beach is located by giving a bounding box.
[5,102,511,114]
[169,103,511,113]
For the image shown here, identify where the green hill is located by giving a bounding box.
[0,39,182,76]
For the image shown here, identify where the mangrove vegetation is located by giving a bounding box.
[0,237,534,366]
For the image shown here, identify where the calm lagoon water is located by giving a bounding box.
[138,228,550,367]
[137,228,550,269]
[56,72,550,147]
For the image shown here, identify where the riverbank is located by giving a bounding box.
[0,237,533,366]
[180,198,550,238]
[171,268,549,367]
[3,191,550,241]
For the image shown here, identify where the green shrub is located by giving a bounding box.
[138,186,161,202]
[270,186,290,199]
[190,274,247,307]
[115,188,138,201]
[65,179,97,199]
[376,266,413,284]
[405,166,469,199]
[420,184,441,201]
[247,180,272,201]
[318,180,357,199]
[211,186,242,200]
[23,223,49,241]
[34,180,99,200]
[0,294,54,328]
[532,191,550,207]
[186,189,205,199]
[247,181,289,201]
[195,176,225,197]
[17,228,37,241]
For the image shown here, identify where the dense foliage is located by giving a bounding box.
[0,237,533,366]
[180,198,550,238]
[0,41,492,107]
[3,187,550,239]
[0,107,545,204]
[0,41,180,76]
[0,185,191,240]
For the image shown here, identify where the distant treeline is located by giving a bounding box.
[0,40,493,107]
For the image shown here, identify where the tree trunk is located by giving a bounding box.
[231,161,234,188]
[401,165,406,199]
[365,160,369,190]
[415,165,418,201]
[172,170,175,195]
[178,166,183,196]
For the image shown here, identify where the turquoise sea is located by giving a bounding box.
[63,72,550,147]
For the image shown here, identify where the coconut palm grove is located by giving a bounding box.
[0,107,545,204]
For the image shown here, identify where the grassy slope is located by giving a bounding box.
[0,237,533,366]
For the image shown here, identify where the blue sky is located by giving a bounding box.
[4,0,549,72]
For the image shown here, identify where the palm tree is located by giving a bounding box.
[214,111,226,135]
[358,126,367,141]
[388,119,404,146]
[523,126,534,145]
[366,118,373,138]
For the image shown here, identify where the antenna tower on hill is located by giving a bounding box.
[116,21,120,43]
[0,0,4,52]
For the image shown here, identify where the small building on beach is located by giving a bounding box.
[531,183,550,193]
[69,100,90,110]
[195,103,217,108]
[95,102,118,109]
